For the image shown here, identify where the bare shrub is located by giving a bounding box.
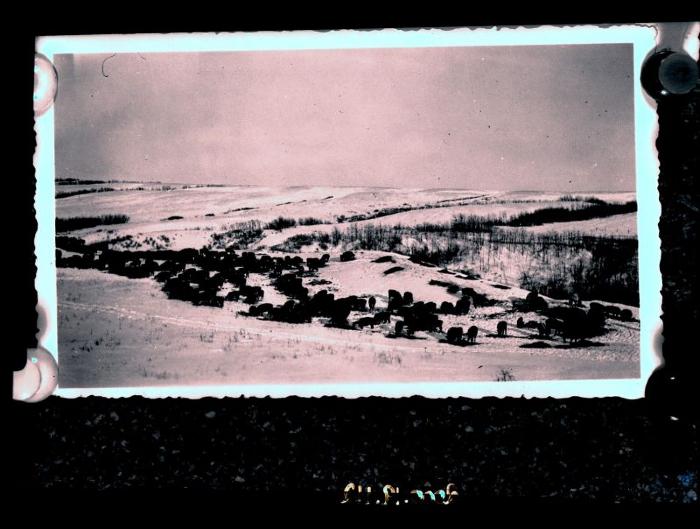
[210,220,263,250]
[265,216,297,230]
[496,368,515,382]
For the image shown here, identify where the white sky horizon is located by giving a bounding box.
[55,176,635,194]
[54,44,636,193]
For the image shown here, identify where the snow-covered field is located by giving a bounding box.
[55,184,640,388]
[58,186,634,250]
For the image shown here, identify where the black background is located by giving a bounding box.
[7,8,698,514]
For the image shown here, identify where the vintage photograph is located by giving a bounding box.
[40,29,659,395]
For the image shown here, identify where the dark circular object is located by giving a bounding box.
[645,367,695,422]
[659,52,699,95]
[642,50,698,99]
[641,50,673,99]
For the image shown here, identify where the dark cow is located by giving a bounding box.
[546,318,564,337]
[177,248,199,264]
[195,293,224,308]
[240,285,264,304]
[497,321,507,337]
[401,302,423,317]
[159,260,184,273]
[354,317,376,329]
[401,307,441,333]
[403,291,414,306]
[279,300,313,324]
[306,257,322,272]
[258,254,275,272]
[154,270,172,283]
[587,303,606,333]
[461,287,493,308]
[249,303,274,317]
[562,308,589,343]
[225,290,241,302]
[388,289,404,310]
[466,326,478,344]
[274,273,307,300]
[180,268,208,283]
[516,317,525,328]
[310,290,335,316]
[368,296,376,312]
[223,269,247,287]
[440,301,455,315]
[163,278,197,303]
[329,300,352,327]
[525,289,549,311]
[354,298,368,312]
[335,296,362,312]
[446,326,463,344]
[568,293,581,307]
[455,297,471,315]
[373,311,391,324]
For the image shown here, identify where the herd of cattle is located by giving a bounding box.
[57,240,634,347]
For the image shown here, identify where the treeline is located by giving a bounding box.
[519,234,639,306]
[264,216,327,231]
[56,187,115,199]
[414,214,508,233]
[339,205,415,223]
[488,227,636,250]
[56,214,130,232]
[56,178,112,185]
[560,194,607,204]
[414,201,637,234]
[501,201,637,227]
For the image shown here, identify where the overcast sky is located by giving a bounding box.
[54,44,635,191]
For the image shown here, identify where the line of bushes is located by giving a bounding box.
[56,178,111,185]
[265,216,328,230]
[298,217,326,226]
[56,214,130,232]
[502,201,637,227]
[339,205,415,223]
[56,187,115,199]
[412,200,637,234]
[560,194,607,204]
[265,217,297,230]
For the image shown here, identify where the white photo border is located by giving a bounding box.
[35,25,662,399]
